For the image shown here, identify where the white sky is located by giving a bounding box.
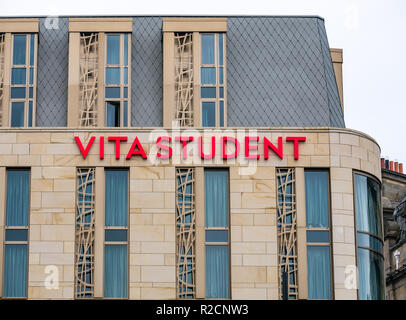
[1,0,405,164]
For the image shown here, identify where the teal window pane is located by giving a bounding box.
[307,246,331,299]
[4,244,27,298]
[206,245,229,298]
[123,101,128,127]
[305,171,329,228]
[28,101,33,127]
[124,87,128,98]
[354,174,382,238]
[205,230,228,242]
[11,102,25,127]
[6,169,30,226]
[357,248,384,300]
[106,68,120,84]
[5,229,28,241]
[107,35,120,65]
[13,35,26,65]
[306,230,330,243]
[201,67,216,84]
[105,87,120,98]
[30,34,35,65]
[218,33,223,65]
[205,169,228,227]
[357,232,383,254]
[219,67,224,84]
[124,34,128,66]
[29,87,33,98]
[29,68,34,84]
[105,229,127,242]
[11,87,26,99]
[220,101,224,127]
[104,244,127,298]
[106,101,120,127]
[11,68,26,85]
[202,102,215,127]
[201,87,216,98]
[201,34,215,64]
[124,68,128,84]
[105,169,128,226]
[219,87,224,98]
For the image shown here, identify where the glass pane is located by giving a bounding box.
[123,101,128,127]
[219,87,224,98]
[11,87,26,99]
[107,35,120,65]
[124,68,128,84]
[201,34,215,65]
[6,170,30,226]
[205,169,228,227]
[105,169,128,226]
[124,34,128,66]
[5,229,28,241]
[106,68,120,84]
[202,102,215,127]
[105,87,121,99]
[354,174,382,238]
[305,171,329,228]
[307,246,331,299]
[11,68,26,85]
[105,229,127,242]
[357,232,383,254]
[218,33,223,65]
[220,101,224,127]
[124,87,128,98]
[11,102,25,127]
[206,245,229,298]
[28,101,33,127]
[219,67,224,84]
[106,102,120,127]
[201,87,216,98]
[205,230,228,242]
[201,67,216,84]
[307,230,330,243]
[13,35,26,65]
[30,34,35,66]
[357,248,384,300]
[104,244,127,298]
[29,87,33,98]
[4,244,27,298]
[29,68,34,84]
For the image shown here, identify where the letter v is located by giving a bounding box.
[74,136,95,159]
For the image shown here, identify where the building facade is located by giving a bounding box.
[381,158,406,299]
[0,16,384,300]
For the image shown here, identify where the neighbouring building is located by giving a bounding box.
[0,16,384,300]
[382,158,406,299]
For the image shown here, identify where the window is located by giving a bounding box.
[305,170,332,299]
[0,33,5,126]
[10,34,37,127]
[204,169,230,298]
[105,34,130,127]
[162,18,227,128]
[201,33,226,127]
[104,169,128,298]
[354,173,384,300]
[3,169,30,298]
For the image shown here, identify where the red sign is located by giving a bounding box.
[74,136,306,160]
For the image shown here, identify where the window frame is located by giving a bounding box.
[303,168,334,300]
[104,33,131,128]
[103,167,129,300]
[352,170,384,300]
[2,167,31,299]
[9,33,37,127]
